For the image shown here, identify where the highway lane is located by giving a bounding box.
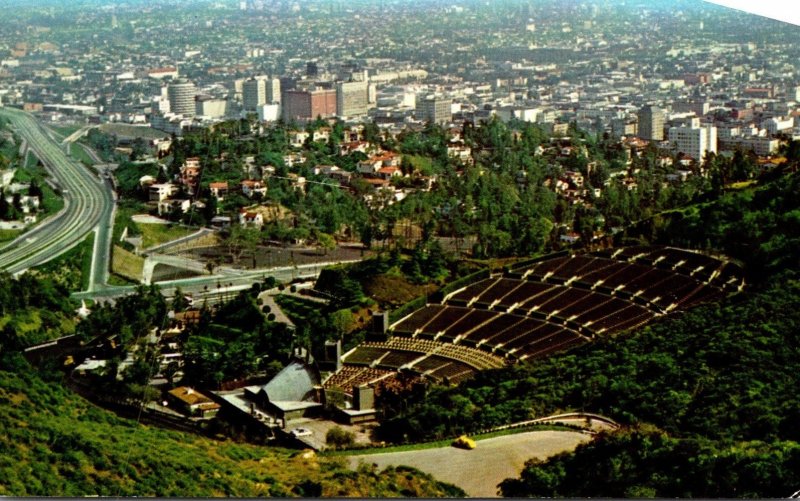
[0,107,115,288]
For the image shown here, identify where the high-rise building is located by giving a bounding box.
[167,78,196,117]
[282,88,337,122]
[415,95,451,125]
[336,80,369,117]
[243,78,266,111]
[668,121,717,161]
[638,105,665,141]
[265,78,281,104]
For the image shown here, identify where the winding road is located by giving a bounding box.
[0,107,115,291]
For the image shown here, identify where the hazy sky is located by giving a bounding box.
[703,0,800,26]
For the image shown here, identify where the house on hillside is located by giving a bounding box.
[180,158,202,194]
[241,179,267,198]
[239,209,264,228]
[149,182,178,202]
[167,386,220,418]
[209,181,229,200]
[158,198,190,216]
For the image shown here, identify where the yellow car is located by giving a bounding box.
[452,435,476,450]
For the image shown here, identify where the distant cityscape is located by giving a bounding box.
[2,2,800,497]
[0,0,798,160]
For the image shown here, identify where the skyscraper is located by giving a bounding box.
[265,78,281,104]
[167,78,196,117]
[243,78,266,111]
[638,105,665,141]
[336,80,369,117]
[282,89,337,122]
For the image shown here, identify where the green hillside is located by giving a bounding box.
[0,354,463,497]
[0,270,464,497]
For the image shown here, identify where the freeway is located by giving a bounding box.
[0,107,116,290]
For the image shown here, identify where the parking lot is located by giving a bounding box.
[347,430,593,497]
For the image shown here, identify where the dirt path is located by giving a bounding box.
[347,430,592,497]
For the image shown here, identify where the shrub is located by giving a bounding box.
[325,426,355,450]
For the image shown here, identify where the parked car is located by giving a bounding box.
[452,435,476,450]
[291,428,312,438]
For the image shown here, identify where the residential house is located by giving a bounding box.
[167,386,220,418]
[241,179,267,198]
[289,130,310,148]
[376,166,402,180]
[447,143,472,164]
[209,181,229,200]
[283,153,306,167]
[312,127,331,143]
[158,198,190,216]
[339,140,371,156]
[357,151,401,175]
[239,209,264,227]
[149,183,178,202]
[180,157,202,194]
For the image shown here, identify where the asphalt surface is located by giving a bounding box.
[348,430,593,497]
[0,108,115,290]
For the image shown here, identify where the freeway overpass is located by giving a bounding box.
[0,107,116,291]
[71,259,362,304]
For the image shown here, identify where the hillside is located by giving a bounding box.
[0,353,463,497]
[375,172,800,497]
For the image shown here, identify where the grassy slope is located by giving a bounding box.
[31,232,94,292]
[0,358,464,497]
[111,244,145,282]
[69,142,95,167]
[138,223,196,249]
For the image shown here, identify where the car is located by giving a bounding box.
[291,428,312,438]
[452,435,476,450]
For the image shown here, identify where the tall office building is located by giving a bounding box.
[243,78,266,111]
[638,105,665,141]
[415,95,451,125]
[336,80,369,117]
[668,120,717,161]
[167,78,196,117]
[282,88,337,122]
[265,78,281,104]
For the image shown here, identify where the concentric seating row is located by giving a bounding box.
[328,246,741,388]
[323,366,395,390]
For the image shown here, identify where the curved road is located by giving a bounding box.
[0,107,115,290]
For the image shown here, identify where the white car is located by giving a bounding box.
[291,428,312,438]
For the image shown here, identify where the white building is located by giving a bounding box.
[764,117,794,136]
[167,79,196,117]
[195,96,228,118]
[257,103,281,122]
[149,183,179,202]
[668,121,717,161]
[265,78,281,104]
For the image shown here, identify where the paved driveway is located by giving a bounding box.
[347,430,592,497]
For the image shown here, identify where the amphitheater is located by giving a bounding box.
[323,245,744,393]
